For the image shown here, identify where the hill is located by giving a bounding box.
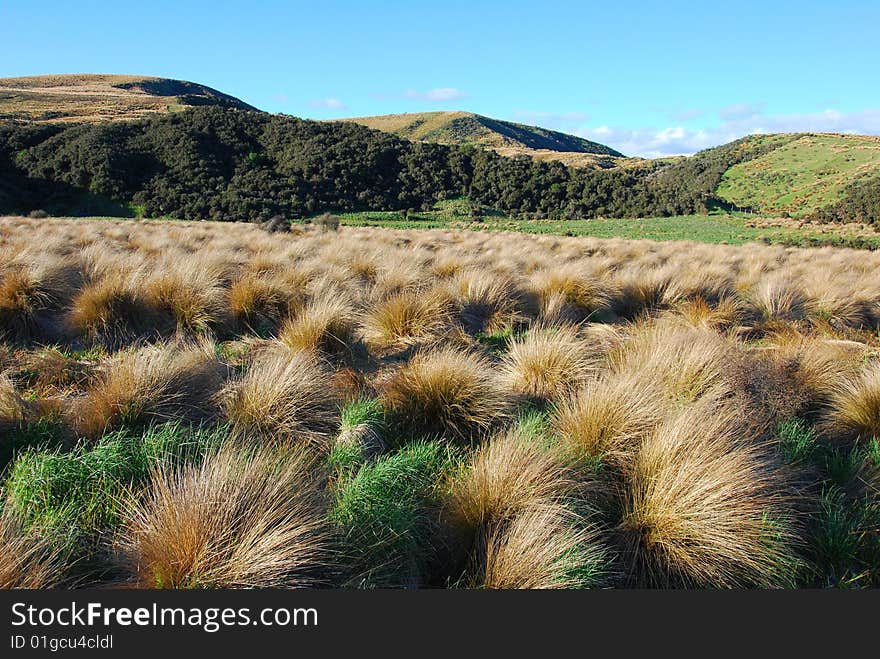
[0,74,259,124]
[713,133,880,217]
[338,111,627,168]
[0,96,877,225]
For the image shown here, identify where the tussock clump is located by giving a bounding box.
[749,275,809,323]
[279,296,357,358]
[360,288,451,350]
[674,295,745,331]
[501,325,601,404]
[76,343,226,439]
[449,269,525,334]
[477,503,607,589]
[531,266,613,323]
[825,362,880,442]
[446,428,577,533]
[0,259,79,342]
[551,374,665,466]
[613,322,738,403]
[222,346,337,444]
[617,400,800,588]
[331,441,450,587]
[144,262,226,335]
[0,505,67,589]
[381,346,511,443]
[68,272,162,346]
[228,274,298,335]
[445,429,607,589]
[14,347,95,396]
[0,376,30,429]
[116,442,333,588]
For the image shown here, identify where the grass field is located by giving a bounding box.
[717,134,880,216]
[336,201,880,249]
[2,216,880,589]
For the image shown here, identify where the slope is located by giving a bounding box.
[338,111,627,168]
[0,74,259,124]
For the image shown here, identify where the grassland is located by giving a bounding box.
[335,199,880,249]
[0,74,256,124]
[717,133,880,216]
[1,215,880,589]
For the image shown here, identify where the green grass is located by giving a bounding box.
[330,440,456,588]
[0,416,70,475]
[336,204,880,249]
[717,134,880,216]
[3,422,227,545]
[776,418,880,586]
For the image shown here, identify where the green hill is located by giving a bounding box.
[713,133,880,217]
[0,74,259,124]
[338,111,627,168]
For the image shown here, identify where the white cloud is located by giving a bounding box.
[308,97,347,110]
[574,107,880,158]
[403,87,468,102]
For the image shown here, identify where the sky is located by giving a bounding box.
[2,0,879,157]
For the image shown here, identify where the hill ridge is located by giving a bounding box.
[0,74,259,124]
[338,110,625,167]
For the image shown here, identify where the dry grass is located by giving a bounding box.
[222,346,337,444]
[0,505,66,589]
[501,325,601,403]
[477,504,601,589]
[116,442,334,588]
[68,271,161,345]
[551,373,665,465]
[381,346,511,442]
[360,288,451,350]
[228,274,297,334]
[279,296,357,358]
[825,361,880,442]
[617,399,798,587]
[4,216,880,589]
[446,428,577,532]
[75,342,226,438]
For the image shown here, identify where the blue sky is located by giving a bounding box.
[2,0,879,157]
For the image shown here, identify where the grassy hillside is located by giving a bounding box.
[339,111,627,168]
[0,74,259,124]
[714,133,880,216]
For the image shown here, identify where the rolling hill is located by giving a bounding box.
[0,74,259,124]
[713,133,880,217]
[338,111,628,168]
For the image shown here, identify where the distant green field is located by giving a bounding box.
[336,203,880,250]
[717,134,880,216]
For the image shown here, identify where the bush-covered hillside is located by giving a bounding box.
[1,107,878,224]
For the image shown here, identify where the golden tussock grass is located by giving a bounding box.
[476,503,603,589]
[446,428,578,533]
[824,361,880,442]
[501,325,601,403]
[360,288,452,350]
[381,346,511,442]
[75,342,226,439]
[617,399,799,587]
[279,296,357,358]
[0,506,66,589]
[115,442,334,588]
[228,273,298,334]
[222,346,337,444]
[551,373,666,465]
